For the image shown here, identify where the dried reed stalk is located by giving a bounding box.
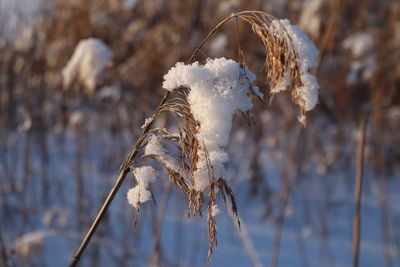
[352,110,369,267]
[271,127,302,267]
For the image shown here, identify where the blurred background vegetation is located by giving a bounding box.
[0,0,399,266]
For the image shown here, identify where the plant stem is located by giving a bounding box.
[69,92,170,267]
[352,111,368,267]
[69,168,130,267]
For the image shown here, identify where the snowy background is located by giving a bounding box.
[1,0,400,266]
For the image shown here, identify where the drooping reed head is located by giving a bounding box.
[123,10,319,261]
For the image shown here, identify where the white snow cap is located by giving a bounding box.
[127,166,158,208]
[299,0,322,38]
[272,19,320,112]
[12,230,55,258]
[62,38,112,90]
[163,57,255,191]
[145,135,181,172]
[342,32,373,58]
[342,32,375,84]
[211,204,221,217]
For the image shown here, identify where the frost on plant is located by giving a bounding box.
[145,134,182,172]
[62,38,112,90]
[246,14,320,123]
[12,230,55,258]
[163,58,255,191]
[122,11,320,260]
[127,166,158,208]
[268,19,319,116]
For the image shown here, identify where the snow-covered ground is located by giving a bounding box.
[1,121,399,266]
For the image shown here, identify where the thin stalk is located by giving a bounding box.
[148,183,173,266]
[271,127,302,267]
[69,92,170,267]
[0,224,10,267]
[188,10,275,63]
[231,213,263,267]
[352,111,368,267]
[69,168,129,267]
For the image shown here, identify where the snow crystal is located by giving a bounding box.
[141,117,152,129]
[145,135,165,155]
[127,166,158,208]
[145,135,181,171]
[298,114,306,125]
[252,86,264,99]
[276,20,318,70]
[273,19,320,111]
[270,73,291,94]
[163,57,255,191]
[211,204,221,217]
[62,38,112,90]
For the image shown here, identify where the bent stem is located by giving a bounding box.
[188,10,276,63]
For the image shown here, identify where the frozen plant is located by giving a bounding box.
[12,230,55,258]
[127,166,158,208]
[266,19,320,122]
[62,38,112,91]
[122,11,319,259]
[342,32,375,84]
[162,58,256,191]
[71,11,320,266]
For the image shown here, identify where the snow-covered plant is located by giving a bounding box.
[342,32,375,84]
[299,0,322,38]
[120,11,320,259]
[62,38,112,91]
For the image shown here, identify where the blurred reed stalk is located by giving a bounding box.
[352,110,368,267]
[271,126,302,267]
[0,224,10,267]
[148,182,172,266]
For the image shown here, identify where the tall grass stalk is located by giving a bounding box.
[352,110,368,267]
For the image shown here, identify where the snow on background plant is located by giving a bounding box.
[62,38,113,91]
